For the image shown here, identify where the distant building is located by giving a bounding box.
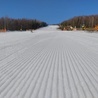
[0,28,6,32]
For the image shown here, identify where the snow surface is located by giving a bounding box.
[0,26,98,98]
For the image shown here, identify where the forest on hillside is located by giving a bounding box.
[60,15,98,30]
[0,17,47,31]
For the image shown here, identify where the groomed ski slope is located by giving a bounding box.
[0,25,98,98]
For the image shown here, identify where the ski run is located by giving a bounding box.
[0,25,98,98]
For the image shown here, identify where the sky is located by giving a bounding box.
[0,0,98,24]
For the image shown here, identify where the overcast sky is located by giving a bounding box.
[0,0,98,24]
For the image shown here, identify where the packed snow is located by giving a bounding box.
[0,26,98,98]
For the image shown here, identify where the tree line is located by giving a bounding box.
[60,15,98,29]
[0,17,48,31]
